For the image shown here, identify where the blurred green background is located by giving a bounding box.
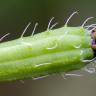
[0,0,96,96]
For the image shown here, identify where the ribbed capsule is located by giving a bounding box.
[0,26,93,82]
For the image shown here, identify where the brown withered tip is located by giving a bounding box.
[92,45,96,56]
[91,29,96,54]
[91,29,96,39]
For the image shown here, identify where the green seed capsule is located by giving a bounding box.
[0,26,93,82]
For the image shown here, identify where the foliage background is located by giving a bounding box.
[0,0,96,96]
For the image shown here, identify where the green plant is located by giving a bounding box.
[0,12,95,82]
